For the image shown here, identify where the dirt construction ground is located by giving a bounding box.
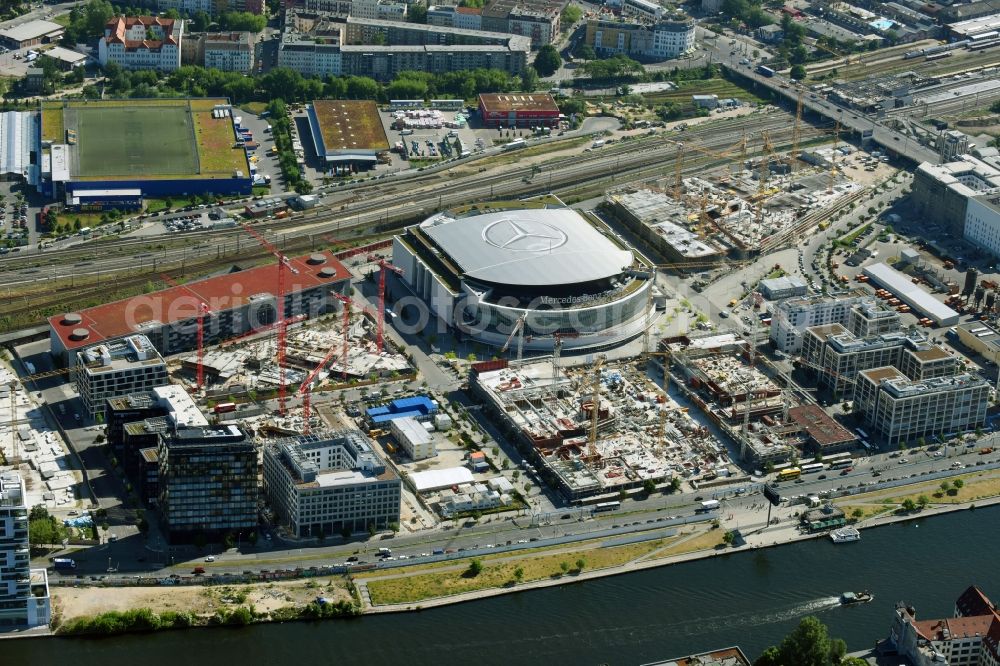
[52,577,353,622]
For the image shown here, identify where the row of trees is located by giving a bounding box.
[88,63,528,105]
[267,99,312,195]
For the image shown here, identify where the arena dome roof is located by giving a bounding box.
[420,208,633,288]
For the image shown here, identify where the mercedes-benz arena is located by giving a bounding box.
[392,202,655,351]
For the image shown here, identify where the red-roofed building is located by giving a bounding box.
[889,586,1000,666]
[49,251,350,364]
[99,16,183,72]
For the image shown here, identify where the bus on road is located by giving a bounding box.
[800,463,825,474]
[594,501,621,512]
[778,467,801,481]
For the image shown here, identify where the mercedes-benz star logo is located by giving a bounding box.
[482,218,568,253]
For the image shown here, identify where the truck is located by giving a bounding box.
[377,547,392,556]
[698,499,720,512]
[756,65,776,77]
[52,558,76,571]
[244,141,260,151]
[504,138,526,151]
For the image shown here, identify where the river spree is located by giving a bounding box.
[4,505,998,666]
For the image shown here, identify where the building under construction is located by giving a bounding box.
[601,129,863,261]
[471,358,729,502]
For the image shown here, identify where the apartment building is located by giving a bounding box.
[769,294,875,354]
[159,425,258,543]
[428,5,483,30]
[585,15,696,61]
[0,471,50,628]
[279,12,529,79]
[99,16,183,72]
[621,0,665,21]
[855,367,988,446]
[912,157,1000,239]
[888,585,1000,666]
[262,431,401,538]
[149,0,265,15]
[74,335,168,420]
[202,31,255,73]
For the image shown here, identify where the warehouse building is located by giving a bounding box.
[955,320,1000,361]
[862,262,960,326]
[0,19,63,49]
[389,416,436,460]
[48,250,350,364]
[262,431,401,538]
[392,202,655,353]
[855,367,988,446]
[787,405,857,454]
[759,276,808,301]
[477,93,560,129]
[73,335,168,419]
[307,99,390,170]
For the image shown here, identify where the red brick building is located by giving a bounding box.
[478,93,560,129]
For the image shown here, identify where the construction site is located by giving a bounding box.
[600,125,866,262]
[664,334,808,466]
[471,358,731,502]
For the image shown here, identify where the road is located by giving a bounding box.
[43,442,1000,579]
[697,34,942,164]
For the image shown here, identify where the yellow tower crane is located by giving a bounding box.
[588,354,607,468]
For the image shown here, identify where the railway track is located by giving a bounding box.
[0,114,830,329]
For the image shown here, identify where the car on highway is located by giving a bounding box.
[204,556,215,562]
[898,457,908,464]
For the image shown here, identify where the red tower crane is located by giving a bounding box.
[368,256,403,354]
[296,295,352,434]
[196,302,210,391]
[242,225,300,414]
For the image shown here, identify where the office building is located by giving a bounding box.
[262,431,401,538]
[99,16,183,72]
[855,367,987,445]
[159,425,258,543]
[912,157,1000,239]
[49,250,350,365]
[847,300,901,338]
[0,471,50,628]
[769,294,875,354]
[73,335,168,419]
[621,0,664,22]
[802,324,954,397]
[964,193,1000,259]
[585,15,696,61]
[390,416,435,460]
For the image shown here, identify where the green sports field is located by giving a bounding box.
[71,104,200,178]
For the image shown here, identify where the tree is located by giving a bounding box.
[577,44,596,60]
[722,530,736,546]
[575,558,586,572]
[901,498,916,512]
[466,559,484,576]
[940,480,951,493]
[790,64,807,81]
[534,45,562,78]
[559,561,569,574]
[407,2,428,23]
[917,495,929,510]
[851,508,864,520]
[513,566,524,583]
[520,66,539,93]
[753,616,845,666]
[561,3,582,25]
[953,479,965,490]
[668,477,682,494]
